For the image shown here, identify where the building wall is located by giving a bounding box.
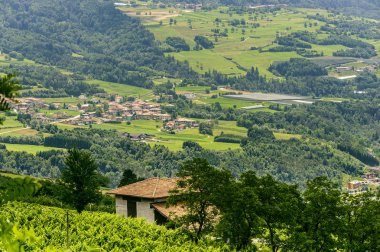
[137,199,155,223]
[115,196,155,223]
[115,196,128,218]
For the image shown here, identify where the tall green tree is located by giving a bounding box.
[168,158,230,242]
[340,191,380,252]
[61,148,101,213]
[118,169,142,187]
[255,174,302,252]
[287,177,343,251]
[216,171,261,249]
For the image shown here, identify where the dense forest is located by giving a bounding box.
[0,0,195,88]
[0,65,103,97]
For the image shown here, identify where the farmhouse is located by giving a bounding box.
[336,66,352,73]
[107,178,185,224]
[122,133,152,141]
[175,118,198,127]
[183,93,196,100]
[347,180,362,190]
[164,118,199,131]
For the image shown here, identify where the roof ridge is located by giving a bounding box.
[152,177,160,198]
[108,177,158,192]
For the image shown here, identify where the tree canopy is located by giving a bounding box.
[61,148,102,213]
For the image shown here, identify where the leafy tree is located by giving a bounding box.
[168,158,229,242]
[268,58,327,77]
[287,177,344,251]
[182,141,203,151]
[215,171,261,249]
[0,0,195,89]
[247,126,275,142]
[118,169,142,187]
[194,35,214,49]
[339,191,380,252]
[165,37,190,52]
[199,122,213,135]
[61,148,102,213]
[255,175,302,252]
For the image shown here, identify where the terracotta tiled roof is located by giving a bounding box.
[151,202,187,219]
[107,178,179,199]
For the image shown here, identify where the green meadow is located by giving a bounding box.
[176,86,276,109]
[92,119,245,151]
[2,143,63,154]
[0,116,303,152]
[53,119,249,151]
[88,119,297,151]
[120,5,379,78]
[85,79,154,99]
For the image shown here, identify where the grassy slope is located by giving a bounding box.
[120,6,380,78]
[3,143,63,154]
[85,79,153,99]
[91,119,245,151]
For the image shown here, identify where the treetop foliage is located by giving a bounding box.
[61,148,102,213]
[169,158,380,251]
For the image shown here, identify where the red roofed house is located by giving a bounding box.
[107,178,185,224]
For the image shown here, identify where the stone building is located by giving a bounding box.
[107,178,185,224]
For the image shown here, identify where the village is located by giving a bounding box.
[12,94,200,139]
[346,167,380,194]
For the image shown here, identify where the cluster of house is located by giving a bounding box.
[182,93,197,100]
[11,95,174,126]
[12,98,55,113]
[164,118,199,131]
[173,3,203,10]
[11,95,203,139]
[346,167,380,194]
[66,99,172,126]
[11,98,73,123]
[336,65,377,73]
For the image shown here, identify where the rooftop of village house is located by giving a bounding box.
[107,177,180,199]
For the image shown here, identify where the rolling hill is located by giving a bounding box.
[0,0,194,88]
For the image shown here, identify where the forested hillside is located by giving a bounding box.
[0,0,193,88]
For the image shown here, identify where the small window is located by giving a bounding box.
[127,201,137,217]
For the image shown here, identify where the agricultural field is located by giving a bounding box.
[117,4,380,78]
[2,143,63,154]
[93,119,247,151]
[0,118,245,152]
[176,85,312,108]
[176,85,276,109]
[85,79,154,99]
[53,119,297,151]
